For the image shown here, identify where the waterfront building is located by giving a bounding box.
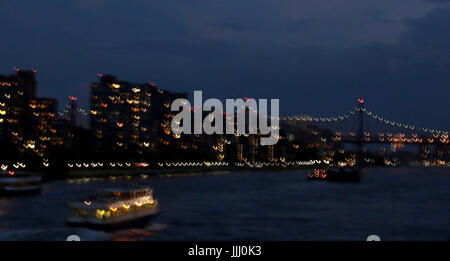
[28,98,58,156]
[0,69,60,159]
[89,74,187,157]
[0,69,37,145]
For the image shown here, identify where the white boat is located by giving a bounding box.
[67,187,160,230]
[0,170,42,196]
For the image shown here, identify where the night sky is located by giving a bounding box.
[1,0,449,130]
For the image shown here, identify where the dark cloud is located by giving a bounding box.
[425,0,450,3]
[0,0,449,131]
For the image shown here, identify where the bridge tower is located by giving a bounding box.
[68,96,79,127]
[419,134,430,162]
[357,98,365,166]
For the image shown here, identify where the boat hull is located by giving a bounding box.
[67,212,160,231]
[325,169,364,183]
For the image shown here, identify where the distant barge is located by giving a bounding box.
[308,168,364,183]
[0,170,41,196]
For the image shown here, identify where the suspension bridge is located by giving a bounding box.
[281,99,448,144]
[47,96,450,171]
[57,96,449,148]
[57,96,89,128]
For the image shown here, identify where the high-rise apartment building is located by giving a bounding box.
[0,69,58,158]
[90,74,186,156]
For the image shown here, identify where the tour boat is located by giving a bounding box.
[308,168,364,183]
[0,170,42,196]
[67,187,160,230]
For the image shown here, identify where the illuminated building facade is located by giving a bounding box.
[29,98,59,151]
[0,70,37,145]
[0,69,59,158]
[90,75,186,156]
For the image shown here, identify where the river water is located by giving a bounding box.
[0,167,449,241]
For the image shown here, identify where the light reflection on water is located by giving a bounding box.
[109,223,169,241]
[0,167,449,241]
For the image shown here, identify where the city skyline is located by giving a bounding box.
[1,68,448,172]
[0,67,448,132]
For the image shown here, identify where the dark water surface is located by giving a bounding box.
[0,168,449,241]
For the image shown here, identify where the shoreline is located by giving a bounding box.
[65,166,313,179]
[24,164,450,181]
